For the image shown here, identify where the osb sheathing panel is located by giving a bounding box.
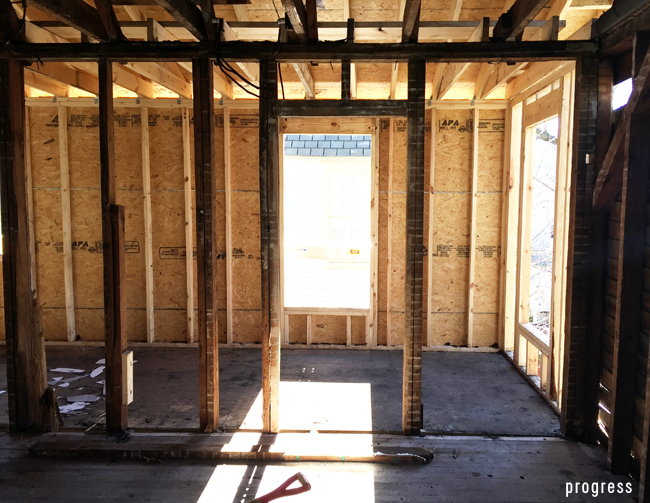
[355,64,392,100]
[473,313,499,347]
[435,109,473,192]
[311,315,347,345]
[29,108,60,188]
[233,310,262,343]
[149,109,184,191]
[352,316,366,345]
[429,312,467,346]
[28,106,222,342]
[289,315,308,344]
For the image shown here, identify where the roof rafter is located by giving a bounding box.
[492,0,551,41]
[401,0,421,43]
[27,61,99,95]
[0,0,22,42]
[95,0,125,41]
[27,0,108,40]
[438,17,487,99]
[24,21,155,97]
[282,0,310,42]
[152,0,210,41]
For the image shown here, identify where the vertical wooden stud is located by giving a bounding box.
[141,106,155,344]
[367,118,379,346]
[58,104,75,342]
[387,118,394,347]
[307,315,312,345]
[193,58,219,433]
[182,106,194,344]
[467,107,479,347]
[99,59,128,433]
[24,106,37,294]
[426,109,435,348]
[0,60,48,432]
[259,60,281,433]
[347,315,352,346]
[499,103,522,353]
[224,107,233,345]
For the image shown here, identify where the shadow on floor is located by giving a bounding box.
[0,347,559,436]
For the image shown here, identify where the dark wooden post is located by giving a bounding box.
[608,113,650,473]
[99,59,128,433]
[192,58,219,433]
[0,59,48,432]
[581,59,612,444]
[561,56,599,439]
[259,59,281,433]
[403,59,425,435]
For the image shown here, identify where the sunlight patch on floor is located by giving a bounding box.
[239,381,373,432]
[197,464,375,503]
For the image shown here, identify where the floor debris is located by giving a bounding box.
[59,402,89,414]
[90,366,105,378]
[50,368,84,373]
[67,395,101,403]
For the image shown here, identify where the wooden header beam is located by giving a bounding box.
[273,99,407,116]
[0,40,598,62]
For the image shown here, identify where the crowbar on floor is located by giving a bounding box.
[248,472,312,503]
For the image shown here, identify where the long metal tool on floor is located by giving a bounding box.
[248,473,311,503]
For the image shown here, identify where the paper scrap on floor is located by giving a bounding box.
[95,359,105,365]
[90,366,105,378]
[50,368,84,373]
[59,402,89,414]
[67,395,101,403]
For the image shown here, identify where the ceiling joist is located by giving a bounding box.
[152,0,209,41]
[0,0,21,42]
[27,62,99,95]
[402,0,421,43]
[492,0,551,41]
[27,0,108,40]
[282,0,310,42]
[95,0,125,41]
[24,21,155,98]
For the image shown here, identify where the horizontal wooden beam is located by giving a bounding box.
[32,19,565,43]
[27,0,108,40]
[0,40,598,62]
[273,99,407,117]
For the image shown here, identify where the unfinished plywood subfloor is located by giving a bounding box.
[0,348,558,435]
[0,432,635,503]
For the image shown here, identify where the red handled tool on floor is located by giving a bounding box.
[248,473,312,503]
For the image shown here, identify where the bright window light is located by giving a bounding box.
[283,134,372,309]
[612,78,632,110]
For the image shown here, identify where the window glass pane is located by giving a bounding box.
[527,117,558,336]
[283,134,372,309]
